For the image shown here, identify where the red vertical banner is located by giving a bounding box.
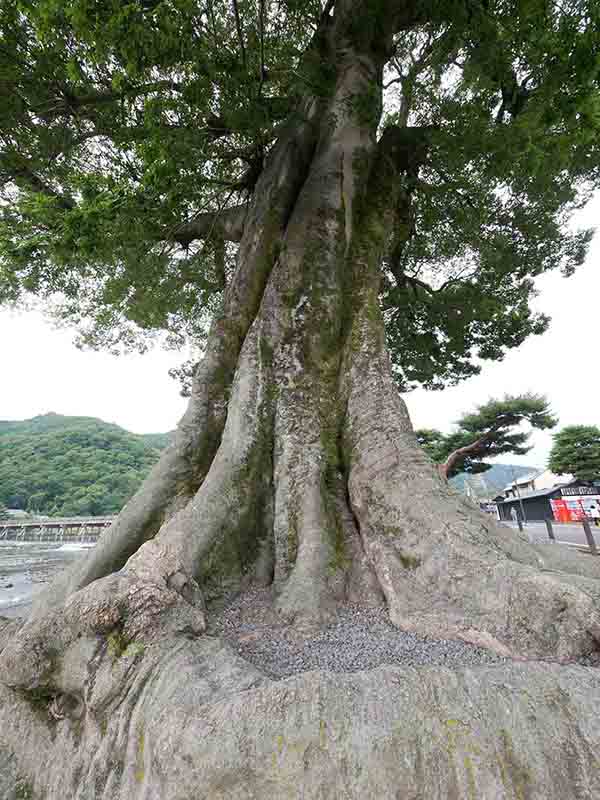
[551,499,569,523]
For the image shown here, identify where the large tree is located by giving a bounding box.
[549,425,600,481]
[417,393,557,478]
[1,2,600,793]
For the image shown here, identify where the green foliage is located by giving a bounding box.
[0,413,171,516]
[0,0,599,388]
[548,425,600,481]
[0,0,316,356]
[416,393,556,477]
[381,8,599,388]
[413,428,450,463]
[457,394,557,436]
[0,500,10,519]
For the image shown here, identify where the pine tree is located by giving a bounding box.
[417,394,556,478]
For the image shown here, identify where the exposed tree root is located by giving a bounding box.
[2,626,600,800]
[331,475,385,606]
[0,321,278,698]
[9,288,599,709]
[342,294,600,661]
[272,440,337,626]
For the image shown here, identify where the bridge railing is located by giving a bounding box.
[0,516,115,543]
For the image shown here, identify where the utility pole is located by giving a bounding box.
[511,466,527,523]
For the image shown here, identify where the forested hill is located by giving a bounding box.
[0,413,171,517]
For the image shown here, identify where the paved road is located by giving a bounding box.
[503,520,600,548]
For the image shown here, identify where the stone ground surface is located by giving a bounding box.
[208,588,509,677]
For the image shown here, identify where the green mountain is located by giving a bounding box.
[0,413,172,517]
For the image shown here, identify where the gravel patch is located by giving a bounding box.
[208,589,508,679]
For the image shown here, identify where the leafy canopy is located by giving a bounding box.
[416,393,556,477]
[549,425,600,481]
[1,0,599,388]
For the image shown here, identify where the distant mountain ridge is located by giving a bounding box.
[450,463,538,498]
[0,412,172,448]
[0,413,172,517]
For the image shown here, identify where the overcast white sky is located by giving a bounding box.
[1,194,599,469]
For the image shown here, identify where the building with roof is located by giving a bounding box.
[502,471,539,499]
[502,469,573,500]
[496,478,600,522]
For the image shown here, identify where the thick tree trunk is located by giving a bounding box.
[2,6,600,796]
[3,1,600,679]
[33,88,325,617]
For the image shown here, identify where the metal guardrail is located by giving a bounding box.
[0,516,115,543]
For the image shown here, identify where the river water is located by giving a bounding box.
[0,541,93,618]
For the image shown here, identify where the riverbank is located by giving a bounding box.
[0,541,93,617]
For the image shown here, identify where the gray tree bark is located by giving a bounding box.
[3,0,600,686]
[1,3,600,795]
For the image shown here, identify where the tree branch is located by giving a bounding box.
[495,71,531,124]
[377,124,437,177]
[390,30,441,125]
[385,0,432,32]
[31,80,184,119]
[232,0,247,68]
[258,0,266,96]
[0,156,74,210]
[172,203,249,245]
[440,431,496,479]
[375,126,437,285]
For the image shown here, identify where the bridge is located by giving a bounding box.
[0,516,115,543]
